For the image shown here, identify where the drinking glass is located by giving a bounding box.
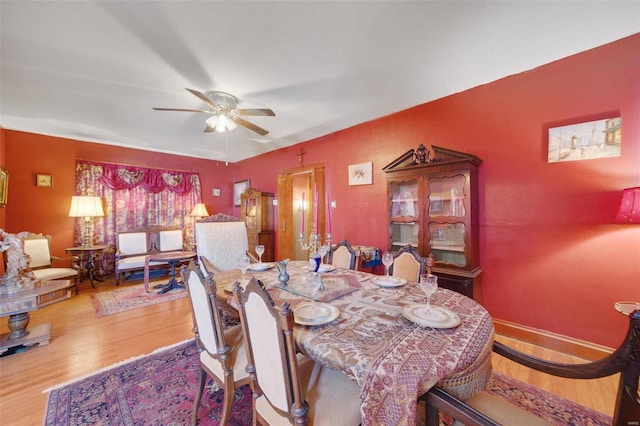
[238,255,251,284]
[319,244,330,265]
[382,251,394,276]
[419,273,438,312]
[255,245,265,264]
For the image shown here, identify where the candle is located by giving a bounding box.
[313,183,319,233]
[326,197,332,234]
[300,192,305,233]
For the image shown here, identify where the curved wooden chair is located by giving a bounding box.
[422,309,640,425]
[330,239,358,270]
[234,278,362,425]
[391,245,425,282]
[22,233,80,293]
[181,261,250,425]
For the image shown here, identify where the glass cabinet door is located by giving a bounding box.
[389,179,420,251]
[428,174,468,267]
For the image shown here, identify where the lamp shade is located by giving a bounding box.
[68,196,105,218]
[615,187,640,224]
[190,203,209,217]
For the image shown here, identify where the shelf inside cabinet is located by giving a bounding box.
[430,244,465,252]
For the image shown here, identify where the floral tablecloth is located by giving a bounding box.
[215,261,494,426]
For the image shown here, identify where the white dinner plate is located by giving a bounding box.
[372,276,407,288]
[402,305,461,328]
[248,262,274,272]
[293,302,340,326]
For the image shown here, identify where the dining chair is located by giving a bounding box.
[391,245,425,282]
[181,261,250,426]
[233,278,362,425]
[195,213,256,274]
[330,239,358,270]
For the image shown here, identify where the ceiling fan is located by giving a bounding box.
[153,88,275,136]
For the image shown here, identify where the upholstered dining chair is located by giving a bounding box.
[233,278,362,425]
[330,239,358,270]
[391,245,426,282]
[22,233,80,293]
[195,213,256,274]
[181,261,250,426]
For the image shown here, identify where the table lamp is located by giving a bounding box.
[68,196,105,247]
[614,187,640,224]
[190,203,209,219]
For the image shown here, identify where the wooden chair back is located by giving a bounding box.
[391,245,425,282]
[330,240,358,270]
[234,278,308,423]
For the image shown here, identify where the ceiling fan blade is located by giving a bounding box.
[152,107,210,113]
[185,88,220,110]
[234,117,269,136]
[204,125,215,133]
[236,108,275,117]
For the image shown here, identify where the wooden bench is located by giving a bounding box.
[115,227,185,286]
[422,309,640,425]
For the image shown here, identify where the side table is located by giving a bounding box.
[144,250,197,294]
[65,245,107,289]
[0,279,72,354]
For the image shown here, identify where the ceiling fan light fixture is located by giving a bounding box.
[205,112,237,133]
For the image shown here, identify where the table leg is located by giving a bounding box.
[85,253,104,287]
[154,261,185,294]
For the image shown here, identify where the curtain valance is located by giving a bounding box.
[77,160,199,195]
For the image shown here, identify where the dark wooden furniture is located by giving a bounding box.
[65,245,107,289]
[422,308,640,426]
[241,188,274,262]
[383,145,483,301]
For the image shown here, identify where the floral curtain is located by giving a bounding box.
[73,160,202,275]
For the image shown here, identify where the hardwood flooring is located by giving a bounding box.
[0,276,617,425]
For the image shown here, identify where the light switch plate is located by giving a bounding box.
[212,188,221,197]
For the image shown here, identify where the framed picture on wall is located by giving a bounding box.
[348,162,373,186]
[548,116,622,163]
[234,179,250,206]
[0,166,8,207]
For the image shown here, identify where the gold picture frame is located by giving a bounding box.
[0,166,8,207]
[36,173,53,187]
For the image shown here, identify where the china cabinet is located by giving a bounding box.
[383,145,483,301]
[241,188,275,262]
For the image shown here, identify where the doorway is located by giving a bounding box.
[277,163,325,260]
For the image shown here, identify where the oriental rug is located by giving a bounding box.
[90,282,186,318]
[44,340,613,426]
[43,340,252,426]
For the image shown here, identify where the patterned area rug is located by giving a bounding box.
[90,282,186,317]
[43,340,253,425]
[44,339,613,426]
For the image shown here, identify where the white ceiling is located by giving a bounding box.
[1,1,638,163]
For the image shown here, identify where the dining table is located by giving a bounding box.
[213,260,495,426]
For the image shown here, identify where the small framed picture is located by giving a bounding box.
[36,173,53,187]
[548,116,621,163]
[233,179,250,207]
[0,166,8,207]
[348,162,373,186]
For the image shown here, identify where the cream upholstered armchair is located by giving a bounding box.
[234,278,361,425]
[22,233,79,293]
[330,239,358,270]
[181,261,250,425]
[391,245,425,282]
[195,213,252,274]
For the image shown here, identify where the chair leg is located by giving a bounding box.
[219,379,236,426]
[192,367,206,425]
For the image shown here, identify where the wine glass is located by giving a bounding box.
[318,244,330,266]
[419,273,438,313]
[255,245,265,264]
[305,272,323,315]
[382,251,394,277]
[238,255,251,284]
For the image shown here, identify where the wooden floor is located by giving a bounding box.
[0,276,617,425]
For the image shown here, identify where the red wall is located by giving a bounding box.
[2,34,639,348]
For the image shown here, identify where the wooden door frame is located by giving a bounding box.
[277,162,325,260]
